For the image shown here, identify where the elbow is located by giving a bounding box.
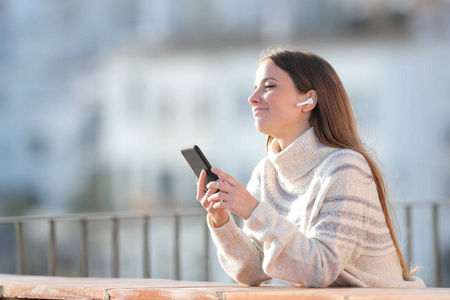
[301,265,339,288]
[263,260,339,288]
[233,270,268,287]
[227,263,270,287]
[264,270,334,288]
[261,240,343,287]
[303,273,336,288]
[237,278,263,287]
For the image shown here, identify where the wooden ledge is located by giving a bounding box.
[0,274,448,300]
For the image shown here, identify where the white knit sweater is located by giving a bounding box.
[208,128,425,288]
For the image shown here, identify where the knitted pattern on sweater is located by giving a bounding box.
[208,128,425,288]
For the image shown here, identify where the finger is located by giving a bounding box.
[199,189,216,210]
[213,200,230,210]
[205,186,219,199]
[211,167,239,186]
[196,169,207,200]
[208,191,231,203]
[200,183,220,206]
[206,179,232,193]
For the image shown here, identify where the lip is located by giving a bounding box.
[252,106,269,116]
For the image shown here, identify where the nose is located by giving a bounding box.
[248,89,261,105]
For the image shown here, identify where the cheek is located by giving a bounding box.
[268,90,295,110]
[270,101,293,118]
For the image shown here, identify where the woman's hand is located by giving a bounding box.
[196,169,229,227]
[206,167,260,220]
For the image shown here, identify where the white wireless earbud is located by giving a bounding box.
[296,98,314,107]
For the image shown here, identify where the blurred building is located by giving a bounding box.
[0,0,450,284]
[2,0,449,212]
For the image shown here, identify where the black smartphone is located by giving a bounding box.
[180,145,219,188]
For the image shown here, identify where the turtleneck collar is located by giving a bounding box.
[267,127,337,181]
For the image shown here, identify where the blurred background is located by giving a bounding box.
[0,0,450,287]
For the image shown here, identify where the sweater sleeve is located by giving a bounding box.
[242,166,383,287]
[207,213,272,285]
[207,159,272,286]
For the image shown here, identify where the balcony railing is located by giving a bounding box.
[0,200,448,287]
[0,208,209,281]
[395,199,450,287]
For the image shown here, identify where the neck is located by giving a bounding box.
[274,123,312,151]
[267,126,337,181]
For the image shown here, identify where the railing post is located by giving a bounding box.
[433,204,441,287]
[49,219,57,276]
[81,219,89,277]
[204,217,210,281]
[15,222,24,275]
[405,204,412,266]
[143,216,150,278]
[112,217,119,278]
[174,214,180,280]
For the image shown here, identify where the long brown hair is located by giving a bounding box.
[259,46,414,280]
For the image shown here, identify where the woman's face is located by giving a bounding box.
[248,59,310,141]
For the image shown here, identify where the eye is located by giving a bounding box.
[265,85,276,89]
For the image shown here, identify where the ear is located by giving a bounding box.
[301,90,318,113]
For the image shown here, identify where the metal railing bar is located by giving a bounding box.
[111,217,119,278]
[15,222,24,275]
[49,220,57,276]
[204,217,209,281]
[174,214,180,280]
[405,205,412,266]
[143,216,150,278]
[432,204,441,287]
[394,199,450,208]
[81,219,89,277]
[0,209,206,224]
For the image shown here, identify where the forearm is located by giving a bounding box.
[208,214,272,286]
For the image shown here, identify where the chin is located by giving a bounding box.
[254,121,273,136]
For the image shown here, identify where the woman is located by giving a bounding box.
[196,47,425,287]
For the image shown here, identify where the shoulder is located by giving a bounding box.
[318,148,373,180]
